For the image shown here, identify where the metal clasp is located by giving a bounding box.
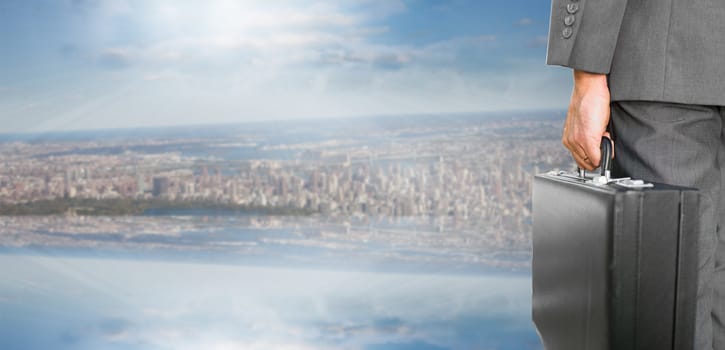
[589,176,653,188]
[611,178,654,189]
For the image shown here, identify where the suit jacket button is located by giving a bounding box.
[567,3,579,13]
[564,14,575,26]
[562,27,573,39]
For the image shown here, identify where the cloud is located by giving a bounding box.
[527,35,548,48]
[1,0,570,132]
[422,35,497,52]
[68,0,98,11]
[310,33,498,72]
[58,44,80,58]
[515,18,534,26]
[349,0,407,19]
[100,2,380,70]
[142,71,182,82]
[59,329,82,345]
[365,340,450,350]
[194,5,359,33]
[98,317,132,340]
[84,3,496,75]
[186,340,324,350]
[315,317,414,340]
[372,53,412,69]
[97,48,133,70]
[68,0,131,16]
[316,48,412,69]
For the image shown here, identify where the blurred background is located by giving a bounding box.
[0,1,573,349]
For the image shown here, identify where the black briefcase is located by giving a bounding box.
[532,139,699,350]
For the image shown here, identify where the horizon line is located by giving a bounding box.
[1,108,567,137]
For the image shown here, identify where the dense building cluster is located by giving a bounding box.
[0,117,573,247]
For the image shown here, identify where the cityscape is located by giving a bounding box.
[0,112,564,350]
[0,1,558,348]
[0,112,572,272]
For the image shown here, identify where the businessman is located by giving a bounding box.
[547,1,725,349]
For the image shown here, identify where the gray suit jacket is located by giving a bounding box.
[547,0,725,106]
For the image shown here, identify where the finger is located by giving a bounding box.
[566,142,592,170]
[574,143,596,170]
[562,133,594,170]
[588,134,611,169]
[572,153,593,171]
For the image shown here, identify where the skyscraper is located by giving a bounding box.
[152,177,170,197]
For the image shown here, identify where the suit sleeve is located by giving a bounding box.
[547,0,628,74]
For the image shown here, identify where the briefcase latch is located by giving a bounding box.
[589,175,653,188]
[609,178,654,189]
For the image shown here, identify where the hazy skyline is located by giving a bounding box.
[0,0,569,133]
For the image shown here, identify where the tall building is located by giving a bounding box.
[64,169,72,198]
[152,177,170,197]
[136,173,146,194]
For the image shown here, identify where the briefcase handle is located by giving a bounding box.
[600,136,613,177]
[578,136,613,179]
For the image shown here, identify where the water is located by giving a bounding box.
[0,254,541,350]
[0,215,540,349]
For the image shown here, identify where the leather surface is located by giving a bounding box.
[532,173,699,350]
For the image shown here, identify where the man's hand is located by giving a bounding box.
[562,70,612,171]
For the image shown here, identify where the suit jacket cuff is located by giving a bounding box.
[546,0,628,74]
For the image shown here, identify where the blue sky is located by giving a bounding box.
[0,0,570,132]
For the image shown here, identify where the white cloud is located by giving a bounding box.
[97,47,135,69]
[516,18,534,26]
[94,1,380,68]
[4,0,570,132]
[527,35,549,48]
[87,2,499,74]
[349,0,407,19]
[207,341,322,350]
